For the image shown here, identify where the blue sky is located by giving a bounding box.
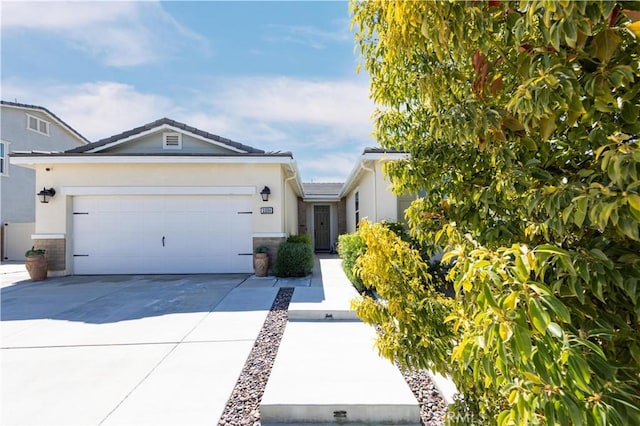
[1,1,376,182]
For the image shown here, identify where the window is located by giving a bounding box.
[26,114,50,136]
[163,132,182,150]
[0,142,7,175]
[355,191,360,228]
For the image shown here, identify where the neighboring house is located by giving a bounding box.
[1,101,88,261]
[10,113,412,276]
[11,118,303,275]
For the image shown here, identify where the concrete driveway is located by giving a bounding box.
[1,270,279,425]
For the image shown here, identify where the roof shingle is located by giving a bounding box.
[67,117,265,154]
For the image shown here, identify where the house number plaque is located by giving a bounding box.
[260,207,274,214]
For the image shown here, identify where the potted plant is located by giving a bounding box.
[25,247,48,281]
[254,245,270,277]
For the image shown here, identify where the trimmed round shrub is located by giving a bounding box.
[286,234,312,247]
[274,242,314,277]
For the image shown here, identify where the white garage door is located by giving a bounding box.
[72,195,254,274]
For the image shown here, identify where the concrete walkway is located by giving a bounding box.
[261,256,421,425]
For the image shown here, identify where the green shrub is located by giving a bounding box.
[353,1,640,424]
[380,221,411,242]
[337,232,367,293]
[286,234,312,247]
[274,241,314,277]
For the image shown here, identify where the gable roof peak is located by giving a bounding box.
[1,100,89,144]
[67,117,265,154]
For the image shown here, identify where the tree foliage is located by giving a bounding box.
[350,1,640,424]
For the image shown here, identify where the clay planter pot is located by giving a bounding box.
[25,255,48,281]
[254,253,269,277]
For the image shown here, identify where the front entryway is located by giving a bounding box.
[72,195,253,274]
[313,205,331,252]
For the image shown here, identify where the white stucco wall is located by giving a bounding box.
[283,175,299,237]
[31,162,289,237]
[345,160,399,233]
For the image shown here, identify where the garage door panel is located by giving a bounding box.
[73,195,254,274]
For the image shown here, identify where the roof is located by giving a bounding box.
[338,147,408,198]
[1,100,89,144]
[363,147,404,154]
[67,117,265,154]
[302,182,343,197]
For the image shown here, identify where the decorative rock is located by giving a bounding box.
[218,288,293,425]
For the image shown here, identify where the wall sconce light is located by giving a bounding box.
[260,186,271,202]
[37,187,56,204]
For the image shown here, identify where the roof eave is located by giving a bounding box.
[338,151,408,198]
[10,153,294,166]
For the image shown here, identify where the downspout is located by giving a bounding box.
[284,168,298,237]
[360,161,376,221]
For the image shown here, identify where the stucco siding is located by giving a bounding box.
[375,161,399,223]
[32,162,287,236]
[344,160,399,233]
[283,173,298,236]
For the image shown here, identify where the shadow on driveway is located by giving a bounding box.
[1,274,253,324]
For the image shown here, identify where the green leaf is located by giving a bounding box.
[574,197,588,227]
[619,218,639,240]
[515,255,530,282]
[535,244,569,256]
[529,298,550,334]
[563,394,585,425]
[540,295,572,323]
[592,29,622,64]
[628,194,640,212]
[540,116,557,140]
[513,323,532,360]
[568,353,592,393]
[621,101,638,124]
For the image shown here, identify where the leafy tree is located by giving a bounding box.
[351,1,640,424]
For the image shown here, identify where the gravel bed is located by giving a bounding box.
[401,368,447,425]
[218,287,293,426]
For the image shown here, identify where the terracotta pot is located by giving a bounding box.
[254,253,269,277]
[25,255,48,281]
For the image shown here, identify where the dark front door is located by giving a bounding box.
[314,205,331,252]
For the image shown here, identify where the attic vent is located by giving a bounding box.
[163,132,182,150]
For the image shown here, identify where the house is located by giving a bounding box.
[10,116,413,276]
[298,149,412,253]
[10,118,302,275]
[1,101,88,261]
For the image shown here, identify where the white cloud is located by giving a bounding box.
[1,2,136,29]
[2,75,376,180]
[265,21,351,49]
[206,77,375,143]
[3,79,173,140]
[1,2,208,67]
